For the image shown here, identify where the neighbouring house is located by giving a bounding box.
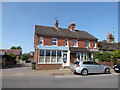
[98,33,120,52]
[34,21,98,70]
[28,51,34,61]
[0,49,22,65]
[97,33,120,67]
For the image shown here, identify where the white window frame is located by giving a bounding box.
[85,41,90,48]
[38,49,63,64]
[93,41,96,48]
[52,38,57,46]
[40,37,44,45]
[72,40,78,47]
[65,39,68,46]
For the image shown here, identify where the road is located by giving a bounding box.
[1,63,119,88]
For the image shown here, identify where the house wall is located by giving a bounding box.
[36,64,62,70]
[34,35,98,48]
[34,35,98,70]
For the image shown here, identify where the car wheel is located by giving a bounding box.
[105,68,110,74]
[74,71,77,74]
[81,69,88,76]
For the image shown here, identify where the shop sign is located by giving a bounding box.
[37,45,69,50]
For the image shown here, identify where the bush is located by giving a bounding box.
[20,54,28,61]
[7,53,17,59]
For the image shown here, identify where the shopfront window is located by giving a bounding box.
[39,50,44,63]
[45,50,50,62]
[51,50,56,62]
[57,51,62,62]
[38,50,64,64]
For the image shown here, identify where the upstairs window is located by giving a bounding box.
[52,38,57,45]
[65,39,68,46]
[40,37,43,45]
[85,41,90,48]
[93,41,96,48]
[72,40,78,47]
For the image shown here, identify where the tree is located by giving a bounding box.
[10,46,22,49]
[111,50,120,65]
[20,54,29,61]
[10,46,16,49]
[16,46,22,49]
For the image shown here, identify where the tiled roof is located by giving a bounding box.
[70,47,89,52]
[35,25,98,40]
[98,42,120,51]
[0,49,22,55]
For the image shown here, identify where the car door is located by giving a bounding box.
[92,61,103,73]
[83,61,95,73]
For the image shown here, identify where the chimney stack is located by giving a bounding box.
[107,33,114,43]
[54,20,59,29]
[68,22,76,31]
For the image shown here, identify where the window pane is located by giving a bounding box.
[40,37,43,40]
[57,57,62,62]
[39,57,44,63]
[40,50,44,56]
[65,39,68,46]
[45,56,50,62]
[52,50,56,56]
[52,42,56,45]
[57,51,62,56]
[46,50,50,56]
[93,41,96,47]
[40,37,43,45]
[51,56,56,62]
[73,40,77,46]
[40,41,42,44]
[86,41,90,47]
[52,38,57,41]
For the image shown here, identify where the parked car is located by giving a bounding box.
[113,63,120,73]
[71,60,110,76]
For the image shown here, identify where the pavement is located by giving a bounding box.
[1,62,116,76]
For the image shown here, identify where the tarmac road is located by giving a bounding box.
[1,63,119,88]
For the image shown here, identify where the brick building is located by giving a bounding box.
[34,21,98,70]
[0,49,22,65]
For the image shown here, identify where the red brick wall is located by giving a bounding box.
[99,62,114,67]
[44,37,52,45]
[68,39,73,47]
[34,34,98,49]
[58,38,65,46]
[36,64,62,70]
[34,48,38,64]
[34,34,39,46]
[78,40,85,48]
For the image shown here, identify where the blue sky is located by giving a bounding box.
[2,2,118,53]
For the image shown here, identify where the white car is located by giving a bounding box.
[71,60,110,76]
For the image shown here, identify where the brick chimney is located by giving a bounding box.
[107,33,114,43]
[68,22,76,31]
[54,20,59,29]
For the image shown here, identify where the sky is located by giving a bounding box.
[2,2,118,53]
